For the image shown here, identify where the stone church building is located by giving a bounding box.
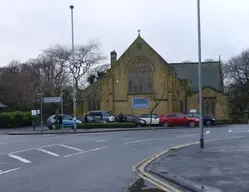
[78,34,229,120]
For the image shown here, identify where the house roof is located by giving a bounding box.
[169,62,222,91]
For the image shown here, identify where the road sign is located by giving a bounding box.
[36,110,40,114]
[42,97,62,103]
[132,98,149,109]
[31,110,37,116]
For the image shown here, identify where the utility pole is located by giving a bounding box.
[197,0,204,148]
[70,5,76,132]
[61,90,64,131]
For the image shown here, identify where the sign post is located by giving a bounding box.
[40,97,62,133]
[31,110,37,131]
[60,92,64,132]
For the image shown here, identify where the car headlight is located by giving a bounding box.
[212,118,216,121]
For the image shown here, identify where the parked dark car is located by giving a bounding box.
[123,114,146,127]
[186,113,215,125]
[88,111,115,122]
[76,116,108,123]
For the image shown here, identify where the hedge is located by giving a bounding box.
[0,111,39,128]
[76,122,137,129]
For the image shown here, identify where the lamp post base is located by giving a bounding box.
[200,138,204,149]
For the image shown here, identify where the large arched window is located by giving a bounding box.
[88,94,101,111]
[128,58,153,93]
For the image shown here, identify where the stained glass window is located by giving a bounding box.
[128,58,153,93]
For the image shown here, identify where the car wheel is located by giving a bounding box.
[189,121,195,128]
[162,121,169,127]
[206,120,211,126]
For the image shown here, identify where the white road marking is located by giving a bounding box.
[8,154,31,163]
[125,137,133,140]
[124,138,166,145]
[10,144,59,154]
[36,148,60,157]
[231,131,249,133]
[206,130,211,134]
[178,134,198,138]
[96,140,107,143]
[0,167,20,175]
[59,144,83,152]
[228,130,232,133]
[64,146,107,158]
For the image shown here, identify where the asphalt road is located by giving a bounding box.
[0,124,249,192]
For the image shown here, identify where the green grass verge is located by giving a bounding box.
[77,122,137,129]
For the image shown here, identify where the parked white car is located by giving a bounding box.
[139,114,160,125]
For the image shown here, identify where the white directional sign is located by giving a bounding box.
[31,110,37,116]
[42,97,62,103]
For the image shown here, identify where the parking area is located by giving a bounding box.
[0,143,108,176]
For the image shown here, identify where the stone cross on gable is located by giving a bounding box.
[137,29,141,36]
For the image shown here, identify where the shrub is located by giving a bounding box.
[0,111,39,128]
[77,122,137,129]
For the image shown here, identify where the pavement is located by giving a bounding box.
[149,133,249,192]
[0,124,248,192]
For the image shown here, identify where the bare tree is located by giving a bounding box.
[223,49,249,113]
[182,60,193,63]
[86,63,110,85]
[149,73,167,125]
[204,58,215,62]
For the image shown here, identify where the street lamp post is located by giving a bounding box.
[69,5,76,132]
[197,0,204,148]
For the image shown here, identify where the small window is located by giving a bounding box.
[205,100,210,115]
[89,112,100,117]
[96,100,101,110]
[186,113,192,117]
[152,114,159,118]
[102,112,110,117]
[140,114,148,118]
[64,115,73,120]
[167,114,176,117]
[180,101,184,112]
[211,100,216,114]
[176,114,185,118]
[193,113,200,118]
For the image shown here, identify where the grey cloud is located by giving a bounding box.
[0,0,248,66]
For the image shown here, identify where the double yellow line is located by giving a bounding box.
[132,142,199,192]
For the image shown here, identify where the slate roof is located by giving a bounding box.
[169,62,222,92]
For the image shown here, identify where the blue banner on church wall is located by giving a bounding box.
[132,98,149,109]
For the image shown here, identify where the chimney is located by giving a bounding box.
[110,50,117,67]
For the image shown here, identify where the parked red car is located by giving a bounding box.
[160,112,199,128]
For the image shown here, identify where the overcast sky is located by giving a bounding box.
[1,0,248,66]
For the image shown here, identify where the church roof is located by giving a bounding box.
[169,62,223,92]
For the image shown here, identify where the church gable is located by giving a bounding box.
[112,33,169,71]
